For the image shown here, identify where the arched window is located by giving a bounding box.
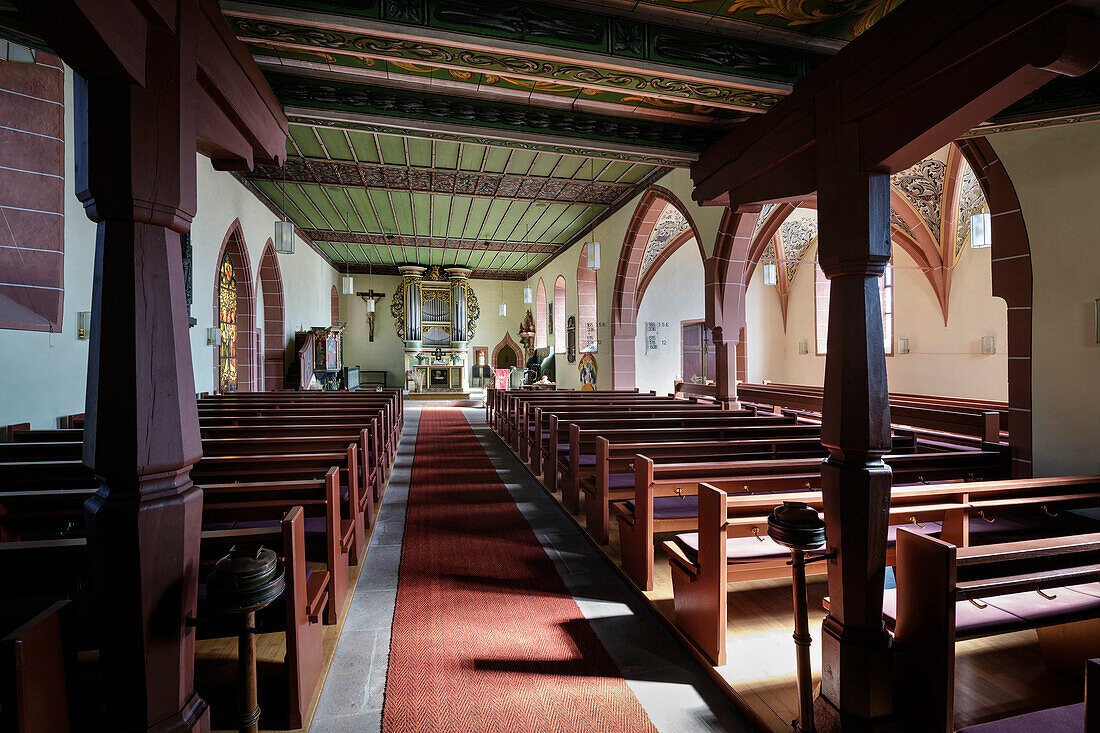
[258,241,285,391]
[535,279,547,349]
[553,275,567,354]
[815,258,893,356]
[577,248,598,353]
[218,252,239,392]
[331,285,340,327]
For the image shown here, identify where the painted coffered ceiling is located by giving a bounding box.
[2,0,1098,279]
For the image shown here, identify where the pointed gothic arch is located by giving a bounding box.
[535,279,547,350]
[257,240,285,390]
[491,332,523,370]
[214,219,256,392]
[553,275,567,354]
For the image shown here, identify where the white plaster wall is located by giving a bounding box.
[632,241,704,394]
[747,240,1008,400]
[340,275,526,388]
[0,67,339,427]
[990,120,1100,476]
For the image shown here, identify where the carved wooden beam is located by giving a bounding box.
[692,0,1100,206]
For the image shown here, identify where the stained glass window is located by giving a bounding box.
[218,253,238,393]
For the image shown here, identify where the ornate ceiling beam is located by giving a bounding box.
[247,158,634,205]
[303,230,561,254]
[340,262,530,280]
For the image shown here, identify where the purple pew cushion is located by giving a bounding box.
[956,703,1084,732]
[579,454,596,467]
[608,473,633,489]
[985,587,1100,624]
[624,495,700,521]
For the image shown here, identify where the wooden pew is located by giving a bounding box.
[1,600,72,733]
[618,449,1011,591]
[493,389,645,436]
[554,416,812,510]
[579,432,914,545]
[894,528,1100,732]
[665,478,1100,666]
[956,658,1100,731]
[0,463,351,624]
[0,508,326,729]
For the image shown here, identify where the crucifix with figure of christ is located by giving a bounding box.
[357,290,386,341]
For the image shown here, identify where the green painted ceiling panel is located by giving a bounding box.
[529,203,571,242]
[540,203,587,243]
[494,200,530,241]
[377,134,407,165]
[443,250,458,266]
[596,161,632,182]
[463,198,492,239]
[447,197,472,238]
[505,150,537,176]
[347,188,381,232]
[434,141,460,169]
[347,131,380,163]
[289,125,325,158]
[619,164,656,184]
[555,155,587,179]
[284,184,331,230]
[301,184,348,231]
[458,144,485,171]
[368,189,398,234]
[431,195,451,237]
[316,128,355,161]
[326,186,365,232]
[481,147,511,173]
[391,191,415,234]
[512,203,551,242]
[407,138,432,168]
[557,206,602,242]
[411,192,431,236]
[528,153,561,178]
[253,180,309,229]
[477,199,510,240]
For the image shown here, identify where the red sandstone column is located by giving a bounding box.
[76,8,209,731]
[813,87,897,732]
[711,325,738,406]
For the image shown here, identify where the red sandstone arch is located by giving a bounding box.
[957,137,1032,476]
[331,285,340,327]
[553,275,566,354]
[577,247,598,356]
[611,185,704,389]
[491,332,523,370]
[214,219,256,392]
[257,240,285,390]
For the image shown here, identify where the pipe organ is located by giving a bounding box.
[392,266,478,391]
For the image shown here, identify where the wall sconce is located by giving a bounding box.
[586,241,601,270]
[523,287,533,304]
[897,337,910,354]
[274,220,295,254]
[207,327,221,347]
[77,311,91,340]
[798,339,808,355]
[970,212,992,249]
[980,336,996,355]
[762,262,778,287]
[341,275,354,295]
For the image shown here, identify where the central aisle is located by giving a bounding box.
[382,406,658,732]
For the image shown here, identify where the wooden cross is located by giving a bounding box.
[357,289,386,341]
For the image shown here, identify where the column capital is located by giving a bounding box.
[446,267,471,281]
[399,265,427,279]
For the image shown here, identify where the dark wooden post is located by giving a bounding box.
[76,5,208,730]
[813,85,896,732]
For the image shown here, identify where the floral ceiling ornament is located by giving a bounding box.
[780,215,818,283]
[890,209,914,237]
[722,0,904,37]
[640,204,690,276]
[892,158,946,242]
[955,163,986,258]
[753,202,778,237]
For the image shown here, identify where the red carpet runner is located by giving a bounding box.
[383,407,658,733]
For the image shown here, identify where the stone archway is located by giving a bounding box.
[214,219,256,392]
[611,185,704,389]
[492,332,522,370]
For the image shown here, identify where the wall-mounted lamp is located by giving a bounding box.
[980,336,996,355]
[970,212,992,249]
[586,241,601,271]
[207,327,221,347]
[897,337,910,355]
[762,262,778,287]
[341,275,355,295]
[274,220,295,254]
[798,339,808,355]
[77,311,91,340]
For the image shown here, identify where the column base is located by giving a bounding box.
[813,695,901,733]
[147,693,210,733]
[816,617,899,733]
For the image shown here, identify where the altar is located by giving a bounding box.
[416,365,463,390]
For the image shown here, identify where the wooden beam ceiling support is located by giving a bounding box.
[247,158,633,205]
[304,230,560,254]
[692,0,1100,207]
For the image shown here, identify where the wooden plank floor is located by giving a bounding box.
[501,437,1086,732]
